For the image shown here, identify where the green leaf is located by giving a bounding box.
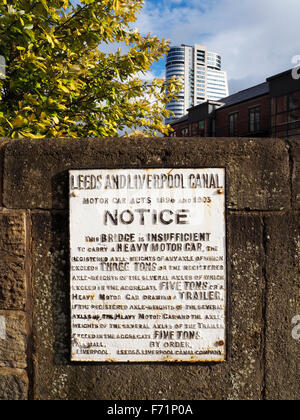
[0,0,180,138]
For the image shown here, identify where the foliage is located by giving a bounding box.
[0,0,181,138]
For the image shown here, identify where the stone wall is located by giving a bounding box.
[0,137,299,400]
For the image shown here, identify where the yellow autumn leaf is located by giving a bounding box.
[37,123,47,129]
[12,115,24,127]
[113,0,120,13]
[45,33,55,48]
[0,0,181,138]
[28,114,36,122]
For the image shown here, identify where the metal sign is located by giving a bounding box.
[69,168,227,362]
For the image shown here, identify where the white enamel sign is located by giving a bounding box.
[70,168,227,362]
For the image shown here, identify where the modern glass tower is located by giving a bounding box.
[165,44,229,124]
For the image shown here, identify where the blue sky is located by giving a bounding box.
[135,0,300,94]
[71,0,300,95]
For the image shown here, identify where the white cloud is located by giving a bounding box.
[137,0,300,93]
[137,69,165,82]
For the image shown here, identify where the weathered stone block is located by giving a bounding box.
[0,139,9,207]
[0,260,26,310]
[226,214,265,400]
[264,213,300,400]
[31,212,264,400]
[0,311,27,369]
[0,212,26,258]
[3,137,290,211]
[0,368,28,400]
[289,139,300,209]
[0,211,27,310]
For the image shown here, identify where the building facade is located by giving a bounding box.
[165,44,229,124]
[168,69,300,141]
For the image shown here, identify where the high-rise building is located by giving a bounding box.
[165,44,229,124]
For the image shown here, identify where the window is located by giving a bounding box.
[288,92,300,110]
[288,109,300,131]
[276,96,287,113]
[229,113,238,136]
[181,127,189,136]
[199,120,205,137]
[288,113,297,130]
[271,92,300,139]
[249,107,261,133]
[211,119,216,137]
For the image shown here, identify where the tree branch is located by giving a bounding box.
[54,3,89,34]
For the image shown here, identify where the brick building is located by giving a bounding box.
[168,68,300,140]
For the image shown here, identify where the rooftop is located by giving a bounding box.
[169,114,189,125]
[220,82,269,108]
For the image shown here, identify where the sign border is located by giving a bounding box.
[68,166,229,364]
